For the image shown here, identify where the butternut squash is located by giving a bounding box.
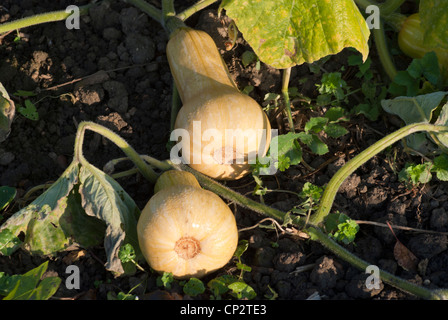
[137,170,238,279]
[166,27,271,180]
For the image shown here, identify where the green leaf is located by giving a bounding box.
[276,154,291,172]
[0,162,80,256]
[118,243,137,263]
[13,90,36,97]
[236,262,252,272]
[0,82,15,142]
[78,163,141,275]
[298,133,328,155]
[221,0,370,69]
[0,228,22,255]
[432,153,448,181]
[228,281,257,300]
[299,182,323,202]
[157,272,174,289]
[407,52,441,85]
[325,107,347,122]
[207,277,231,297]
[234,240,249,260]
[0,186,16,211]
[381,92,448,152]
[399,162,433,186]
[17,99,39,121]
[0,159,138,276]
[433,102,448,149]
[183,278,205,297]
[2,261,61,300]
[419,0,448,49]
[381,92,448,125]
[391,71,420,97]
[317,72,348,100]
[324,123,348,138]
[241,50,258,67]
[325,212,359,244]
[305,117,328,134]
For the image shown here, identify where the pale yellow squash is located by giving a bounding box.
[137,170,238,279]
[166,28,271,180]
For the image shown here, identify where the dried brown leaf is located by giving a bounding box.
[394,240,418,272]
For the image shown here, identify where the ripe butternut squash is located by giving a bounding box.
[137,170,239,279]
[166,27,271,180]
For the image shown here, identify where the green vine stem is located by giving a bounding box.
[307,226,447,300]
[74,121,159,183]
[161,0,176,25]
[354,0,408,80]
[0,4,91,34]
[170,81,182,132]
[169,162,287,222]
[310,123,448,226]
[176,0,219,21]
[282,67,295,132]
[124,0,163,25]
[378,0,406,16]
[372,20,398,80]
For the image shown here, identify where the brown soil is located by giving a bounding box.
[0,0,447,301]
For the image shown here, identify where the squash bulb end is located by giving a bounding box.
[174,236,201,260]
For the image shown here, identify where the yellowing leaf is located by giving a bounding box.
[221,0,370,69]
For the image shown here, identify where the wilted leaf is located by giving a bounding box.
[0,162,80,255]
[0,159,138,276]
[78,163,141,275]
[0,82,15,142]
[221,0,370,69]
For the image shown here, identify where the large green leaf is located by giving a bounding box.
[381,91,448,124]
[0,82,15,142]
[221,0,370,69]
[0,160,141,276]
[1,261,61,300]
[381,91,448,153]
[0,162,80,255]
[419,0,448,49]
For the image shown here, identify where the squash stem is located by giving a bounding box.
[176,0,219,21]
[372,20,398,80]
[282,67,295,133]
[379,0,406,16]
[170,81,181,133]
[354,0,407,30]
[74,121,159,183]
[161,0,176,28]
[169,162,287,222]
[0,4,91,34]
[309,123,448,226]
